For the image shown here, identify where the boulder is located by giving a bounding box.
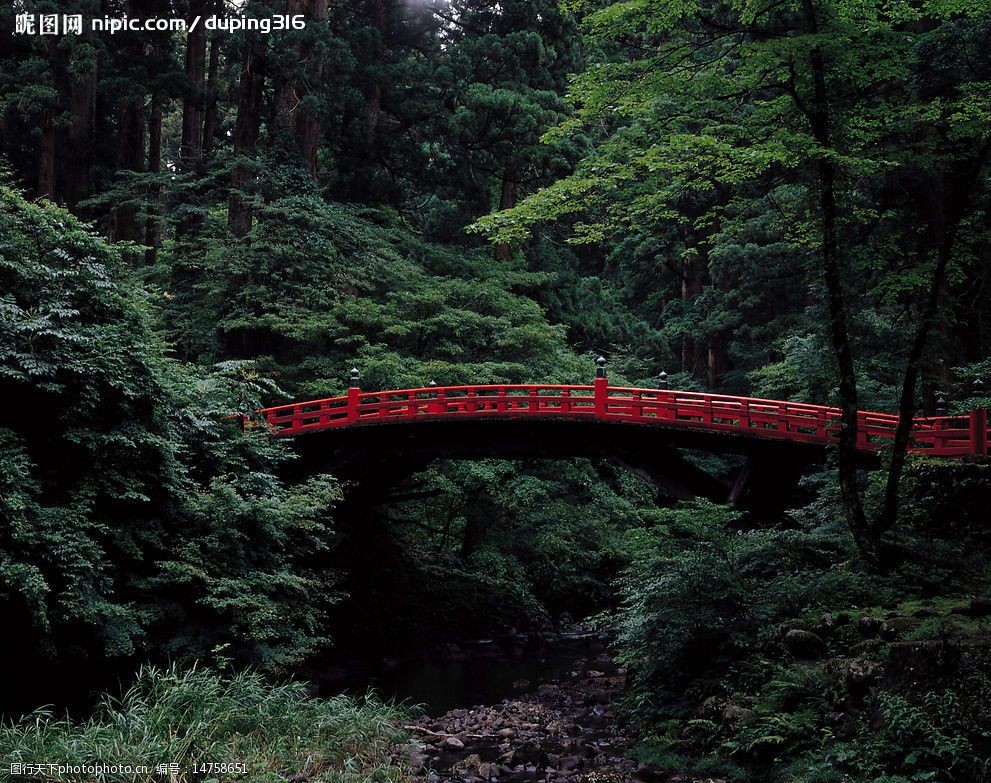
[442,735,465,751]
[784,628,828,659]
[722,704,756,725]
[954,597,991,617]
[884,616,916,634]
[856,616,885,637]
[845,658,883,703]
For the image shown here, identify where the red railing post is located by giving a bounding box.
[594,356,608,418]
[426,381,440,413]
[347,367,361,423]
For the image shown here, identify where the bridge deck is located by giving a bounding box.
[256,383,989,457]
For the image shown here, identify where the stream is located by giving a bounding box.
[319,627,656,782]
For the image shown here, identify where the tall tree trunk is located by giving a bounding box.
[365,0,385,134]
[800,0,875,567]
[494,167,517,260]
[110,46,147,248]
[176,0,207,240]
[274,0,307,135]
[707,336,729,389]
[180,0,207,173]
[273,0,327,176]
[109,4,148,249]
[229,34,266,237]
[201,8,222,167]
[681,255,703,376]
[36,40,63,201]
[294,0,329,178]
[144,90,164,265]
[37,108,57,201]
[65,47,97,209]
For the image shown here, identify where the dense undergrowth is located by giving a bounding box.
[0,666,413,783]
[610,471,991,783]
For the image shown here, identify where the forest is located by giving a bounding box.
[1,0,990,781]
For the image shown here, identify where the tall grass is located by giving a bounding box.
[1,665,413,782]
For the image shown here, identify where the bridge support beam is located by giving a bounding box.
[971,408,987,457]
[612,448,730,504]
[727,453,813,516]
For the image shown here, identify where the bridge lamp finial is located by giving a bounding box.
[973,378,985,397]
[595,356,607,378]
[349,367,361,388]
[658,371,668,390]
[428,380,437,387]
[935,391,947,416]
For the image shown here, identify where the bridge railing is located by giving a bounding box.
[602,387,979,455]
[259,384,601,434]
[256,379,988,457]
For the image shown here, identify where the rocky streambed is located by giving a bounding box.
[404,644,651,782]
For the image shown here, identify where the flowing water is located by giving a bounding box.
[318,630,615,713]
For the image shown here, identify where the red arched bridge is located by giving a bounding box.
[253,364,988,510]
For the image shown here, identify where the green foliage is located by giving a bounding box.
[0,188,339,672]
[0,665,413,783]
[157,180,586,398]
[613,486,991,781]
[339,458,656,646]
[609,500,884,712]
[789,673,991,782]
[472,0,991,405]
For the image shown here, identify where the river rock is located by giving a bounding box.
[558,756,582,771]
[517,741,550,766]
[442,735,465,751]
[634,763,665,781]
[584,689,611,705]
[455,753,482,774]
